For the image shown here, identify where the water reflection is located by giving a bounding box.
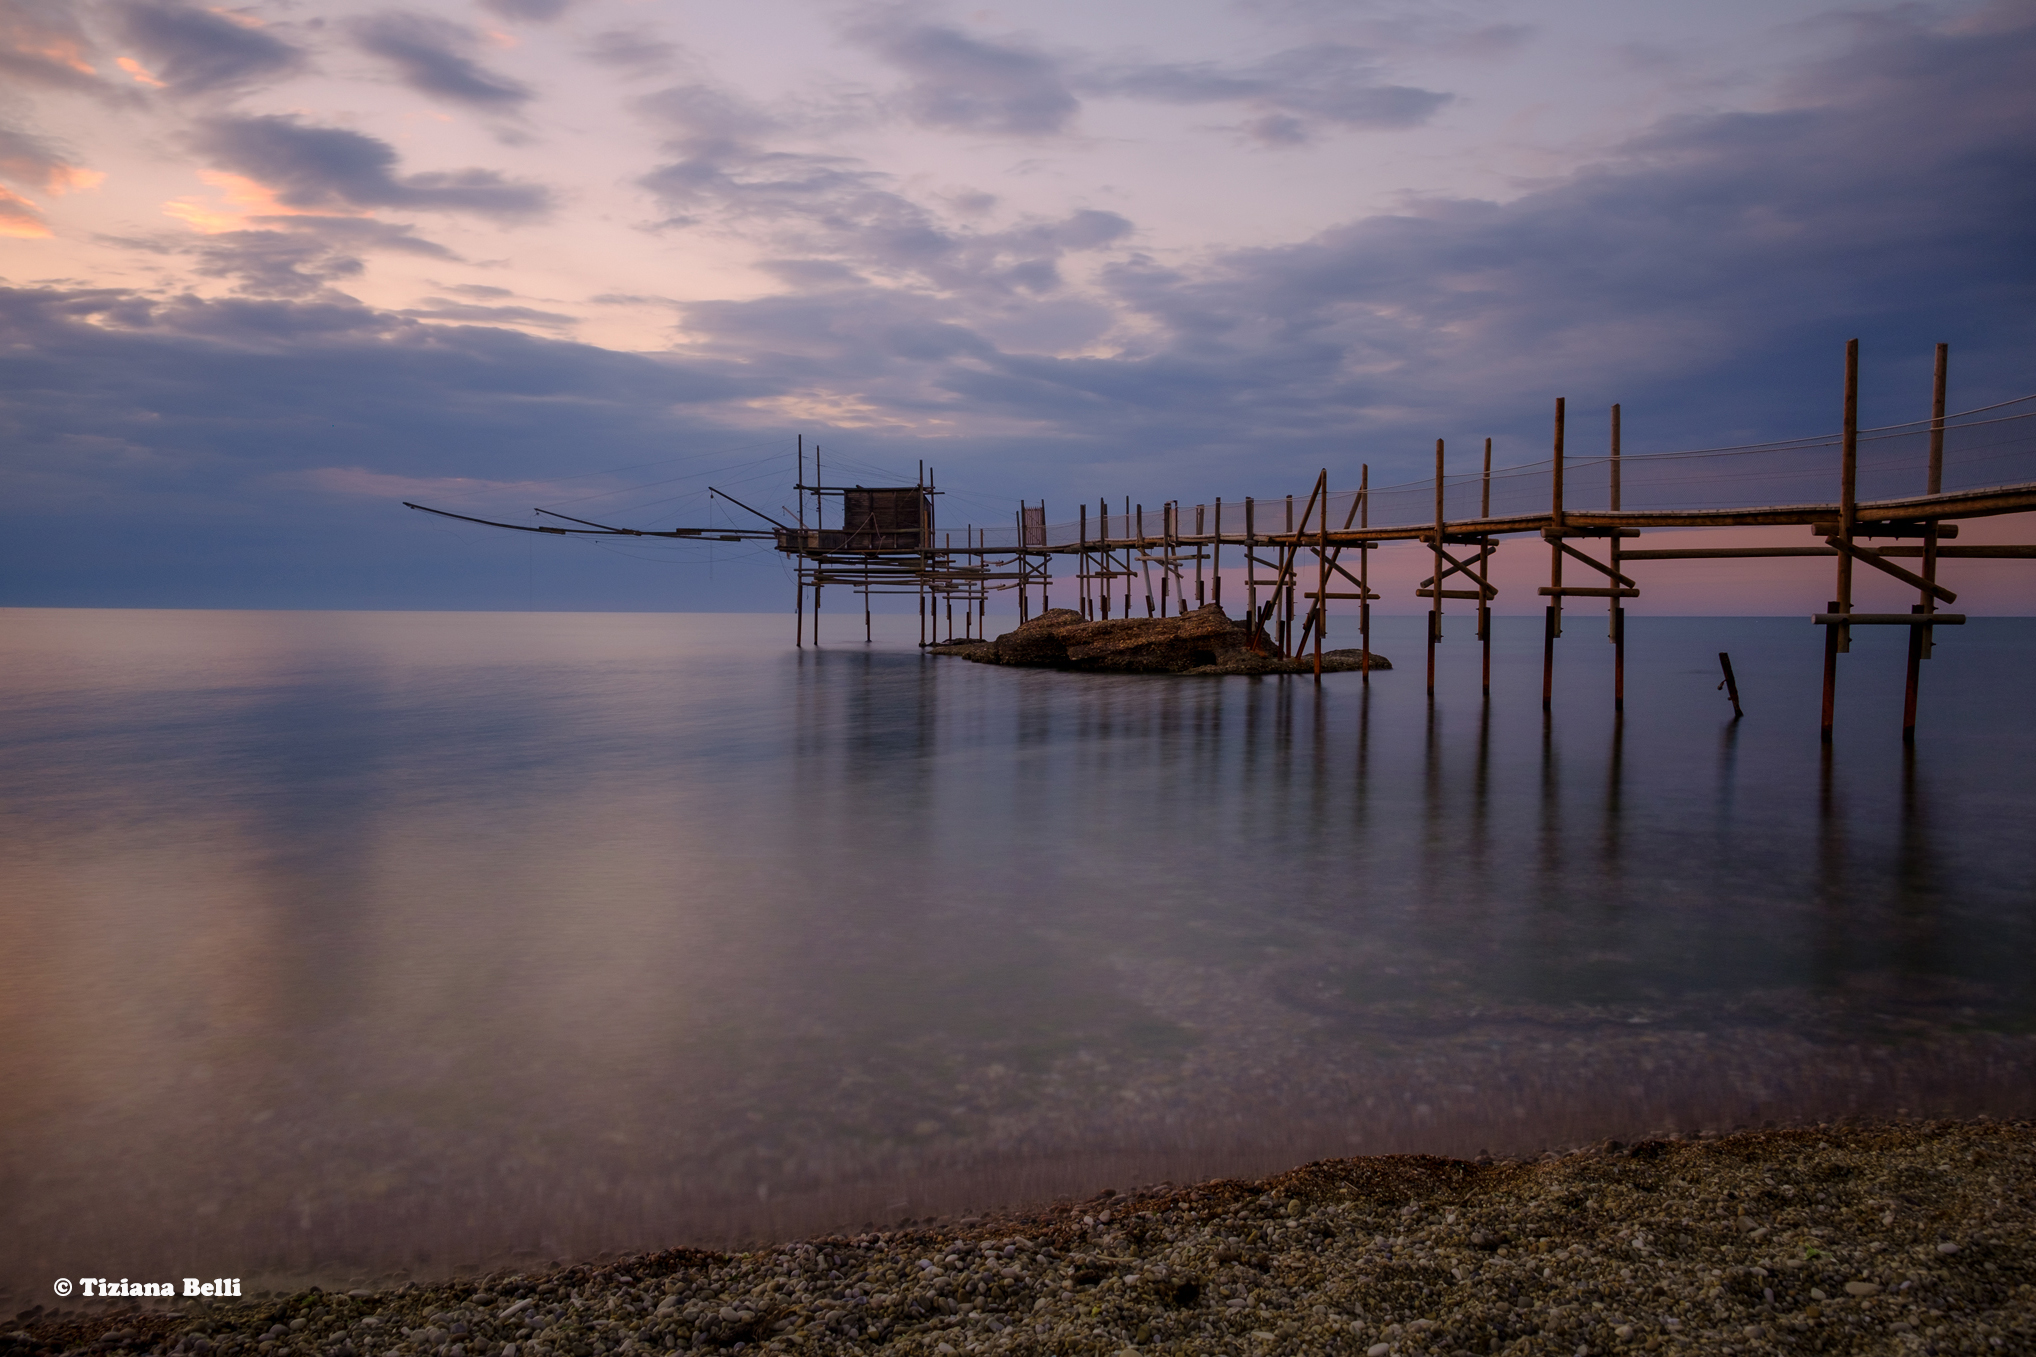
[1,609,2032,1304]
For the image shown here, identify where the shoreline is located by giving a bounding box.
[10,1119,2028,1356]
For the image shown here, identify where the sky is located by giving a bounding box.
[1,0,2032,612]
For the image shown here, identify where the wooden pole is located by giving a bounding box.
[1138,504,1153,616]
[1928,341,1947,496]
[1837,339,1858,655]
[1543,397,1565,713]
[1480,436,1492,697]
[1213,498,1223,608]
[1163,502,1174,616]
[1197,503,1206,608]
[1903,607,1925,740]
[1718,651,1744,718]
[1821,598,1839,743]
[1611,403,1624,714]
[1246,497,1259,651]
[1906,342,1950,739]
[796,435,805,648]
[1041,500,1050,613]
[1359,465,1371,682]
[1015,508,1026,624]
[1079,503,1088,619]
[1284,495,1295,654]
[1315,470,1328,684]
[1100,499,1111,619]
[1430,438,1444,698]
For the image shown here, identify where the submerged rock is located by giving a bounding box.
[928,605,1391,675]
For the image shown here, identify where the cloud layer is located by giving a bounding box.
[350,12,535,111]
[0,2,2031,610]
[114,0,305,96]
[194,115,551,217]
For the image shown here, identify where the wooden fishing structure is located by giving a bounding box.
[406,342,2035,738]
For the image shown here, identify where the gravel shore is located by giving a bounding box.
[10,1120,2028,1357]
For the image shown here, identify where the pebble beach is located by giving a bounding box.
[10,1119,2029,1357]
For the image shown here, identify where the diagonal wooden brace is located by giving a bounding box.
[1824,537,1957,603]
[1417,543,1497,594]
[1555,539,1636,587]
[1320,553,1372,594]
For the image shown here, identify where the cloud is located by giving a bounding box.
[637,80,1132,298]
[853,19,1078,136]
[655,6,2036,465]
[0,119,100,194]
[402,298,576,328]
[193,114,552,217]
[1078,43,1452,143]
[186,217,459,297]
[350,12,535,110]
[0,0,114,94]
[0,184,49,237]
[584,26,679,74]
[189,229,367,297]
[477,0,574,21]
[846,17,1450,144]
[111,0,305,96]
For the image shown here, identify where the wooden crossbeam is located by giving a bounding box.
[1538,586,1639,597]
[1813,613,1966,625]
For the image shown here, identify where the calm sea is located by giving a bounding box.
[2,607,2032,1301]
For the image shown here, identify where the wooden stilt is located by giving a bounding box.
[1079,503,1089,619]
[1214,498,1223,609]
[1905,342,1949,739]
[1837,340,1858,655]
[1543,398,1565,712]
[1280,495,1294,654]
[1429,438,1444,699]
[1610,403,1624,714]
[1197,503,1207,609]
[1359,465,1371,683]
[1315,470,1328,684]
[1480,437,1492,698]
[795,435,806,648]
[1821,598,1839,743]
[1041,500,1050,613]
[1246,497,1259,651]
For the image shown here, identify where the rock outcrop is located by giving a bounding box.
[929,605,1391,675]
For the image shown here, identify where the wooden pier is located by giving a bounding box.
[406,342,2035,737]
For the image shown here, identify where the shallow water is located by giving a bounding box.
[2,607,2031,1302]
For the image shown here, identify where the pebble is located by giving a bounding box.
[7,1120,2029,1357]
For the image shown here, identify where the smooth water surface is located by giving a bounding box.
[2,608,2032,1302]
